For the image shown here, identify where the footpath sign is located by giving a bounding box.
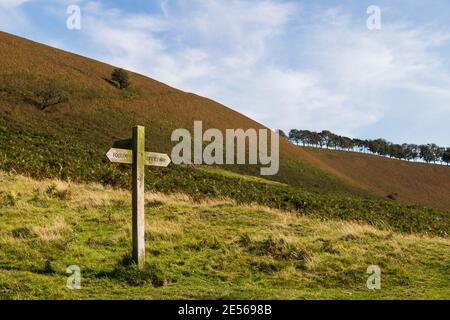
[106,126,171,268]
[107,148,171,167]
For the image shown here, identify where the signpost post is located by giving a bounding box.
[132,126,145,269]
[106,126,171,268]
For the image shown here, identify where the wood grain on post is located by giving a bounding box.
[132,125,145,268]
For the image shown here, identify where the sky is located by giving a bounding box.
[1,0,450,146]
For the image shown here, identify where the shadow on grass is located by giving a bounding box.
[96,254,168,288]
[102,77,119,89]
[0,259,62,276]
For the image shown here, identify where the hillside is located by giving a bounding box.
[305,148,450,210]
[0,31,359,195]
[0,172,449,299]
[0,31,449,233]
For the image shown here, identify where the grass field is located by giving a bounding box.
[0,171,449,300]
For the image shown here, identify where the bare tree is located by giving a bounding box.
[34,84,69,111]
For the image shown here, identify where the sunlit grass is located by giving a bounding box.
[0,172,448,300]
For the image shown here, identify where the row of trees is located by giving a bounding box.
[283,129,450,165]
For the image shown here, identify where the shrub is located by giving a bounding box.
[111,68,130,89]
[34,84,69,110]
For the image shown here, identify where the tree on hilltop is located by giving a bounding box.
[419,145,435,163]
[111,68,130,89]
[442,148,450,166]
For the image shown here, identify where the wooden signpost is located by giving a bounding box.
[106,148,171,167]
[106,126,171,268]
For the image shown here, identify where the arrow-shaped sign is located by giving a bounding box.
[107,148,133,164]
[106,148,171,167]
[144,152,171,167]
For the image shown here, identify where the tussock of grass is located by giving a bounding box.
[10,227,36,239]
[145,220,184,241]
[32,217,71,243]
[0,191,17,208]
[98,254,168,288]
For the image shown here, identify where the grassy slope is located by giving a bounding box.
[0,31,449,212]
[0,31,356,196]
[0,172,449,300]
[305,147,450,210]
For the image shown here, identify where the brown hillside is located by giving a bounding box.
[0,31,359,196]
[303,147,450,210]
[0,31,449,210]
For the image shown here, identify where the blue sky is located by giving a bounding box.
[1,0,450,146]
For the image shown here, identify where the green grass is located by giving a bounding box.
[198,167,288,187]
[0,172,449,299]
[0,127,448,237]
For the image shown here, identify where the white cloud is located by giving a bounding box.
[0,0,30,7]
[44,0,450,143]
[0,0,32,32]
[300,15,450,138]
